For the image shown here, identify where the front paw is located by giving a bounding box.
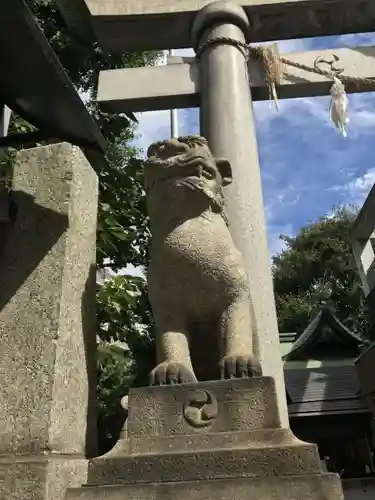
[149,362,197,386]
[219,354,262,380]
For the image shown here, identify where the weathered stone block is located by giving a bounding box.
[86,378,318,486]
[108,427,296,455]
[0,457,88,500]
[67,473,344,500]
[126,377,280,439]
[0,143,98,500]
[67,377,344,500]
[88,441,321,486]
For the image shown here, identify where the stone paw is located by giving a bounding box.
[219,354,262,380]
[149,362,197,386]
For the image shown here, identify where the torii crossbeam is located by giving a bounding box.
[58,0,375,52]
[97,46,375,113]
[58,0,375,427]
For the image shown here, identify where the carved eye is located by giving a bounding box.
[204,164,216,179]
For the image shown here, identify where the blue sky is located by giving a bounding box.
[133,32,375,257]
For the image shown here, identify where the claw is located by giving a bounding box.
[219,354,262,380]
[149,362,197,386]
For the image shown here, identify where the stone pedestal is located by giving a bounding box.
[0,143,98,500]
[66,378,344,500]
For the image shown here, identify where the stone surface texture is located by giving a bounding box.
[351,180,375,297]
[145,136,261,384]
[66,378,344,499]
[0,457,88,500]
[125,378,280,438]
[0,143,98,500]
[0,179,10,257]
[76,0,375,52]
[68,474,344,500]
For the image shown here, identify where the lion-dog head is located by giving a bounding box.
[144,136,232,224]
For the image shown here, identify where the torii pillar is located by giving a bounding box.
[191,2,287,424]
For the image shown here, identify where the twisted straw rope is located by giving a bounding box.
[195,37,375,90]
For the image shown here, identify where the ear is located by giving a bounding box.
[216,158,232,186]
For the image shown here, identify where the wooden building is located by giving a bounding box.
[281,307,375,486]
[356,343,375,419]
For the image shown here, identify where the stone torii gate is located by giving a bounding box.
[58,0,375,428]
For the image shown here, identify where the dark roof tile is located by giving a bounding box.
[285,365,368,416]
[284,308,362,361]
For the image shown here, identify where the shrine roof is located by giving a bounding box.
[285,364,368,417]
[283,308,363,361]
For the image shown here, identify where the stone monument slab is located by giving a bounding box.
[0,143,98,500]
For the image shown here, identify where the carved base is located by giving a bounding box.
[109,377,282,456]
[65,378,344,499]
[68,474,343,500]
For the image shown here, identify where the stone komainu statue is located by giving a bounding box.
[145,136,261,385]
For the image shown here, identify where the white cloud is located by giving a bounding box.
[174,48,194,57]
[254,95,330,134]
[253,38,312,53]
[133,110,171,156]
[268,223,294,257]
[349,108,375,136]
[328,168,375,205]
[336,32,375,47]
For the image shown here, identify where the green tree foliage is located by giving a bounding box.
[97,275,155,384]
[272,206,373,339]
[1,0,158,453]
[96,342,133,455]
[96,272,154,453]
